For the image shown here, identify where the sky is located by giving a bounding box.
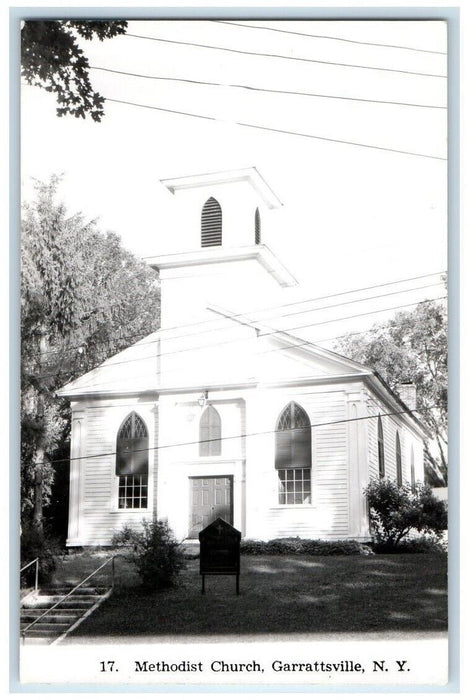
[20,18,448,343]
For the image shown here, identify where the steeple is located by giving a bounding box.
[147,168,296,328]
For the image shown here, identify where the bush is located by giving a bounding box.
[240,538,372,556]
[364,478,447,550]
[373,534,447,555]
[20,523,58,587]
[112,519,185,590]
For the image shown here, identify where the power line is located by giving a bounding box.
[31,405,430,468]
[125,32,446,79]
[33,273,441,366]
[106,97,447,161]
[36,270,445,359]
[40,295,446,387]
[94,280,444,371]
[212,21,447,56]
[32,270,445,366]
[34,273,442,364]
[91,65,445,110]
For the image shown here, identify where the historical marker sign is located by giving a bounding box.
[199,518,241,594]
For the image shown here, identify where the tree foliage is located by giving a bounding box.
[21,178,160,530]
[335,298,447,484]
[21,20,127,121]
[364,478,447,550]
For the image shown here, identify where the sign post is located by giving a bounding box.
[198,518,241,595]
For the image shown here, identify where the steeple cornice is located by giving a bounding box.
[147,244,297,288]
[160,167,283,209]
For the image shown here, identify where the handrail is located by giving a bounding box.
[20,557,39,593]
[21,555,115,640]
[20,557,38,573]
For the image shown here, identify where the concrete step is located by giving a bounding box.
[21,610,81,623]
[21,622,70,633]
[22,595,103,609]
[40,586,108,595]
[21,627,68,638]
[20,579,112,644]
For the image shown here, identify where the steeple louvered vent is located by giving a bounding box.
[201,197,222,247]
[255,208,261,245]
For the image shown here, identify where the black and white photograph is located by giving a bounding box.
[15,8,453,690]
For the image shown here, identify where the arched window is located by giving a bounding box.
[201,197,222,247]
[116,412,148,509]
[378,415,385,478]
[255,208,261,244]
[276,402,311,504]
[199,405,222,456]
[410,446,416,491]
[396,431,402,486]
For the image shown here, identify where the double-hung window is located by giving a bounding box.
[116,412,149,509]
[275,402,311,504]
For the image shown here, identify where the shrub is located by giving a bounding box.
[364,478,447,550]
[373,534,447,555]
[240,539,267,555]
[240,538,371,556]
[112,518,185,590]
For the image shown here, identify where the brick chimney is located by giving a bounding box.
[396,382,417,411]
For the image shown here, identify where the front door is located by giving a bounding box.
[189,476,233,539]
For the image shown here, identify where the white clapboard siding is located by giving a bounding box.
[264,389,349,539]
[367,396,412,483]
[152,404,159,519]
[77,405,153,545]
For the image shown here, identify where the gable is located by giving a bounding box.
[56,330,161,397]
[57,312,370,399]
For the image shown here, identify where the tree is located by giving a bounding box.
[21,20,127,121]
[335,298,447,484]
[21,178,160,536]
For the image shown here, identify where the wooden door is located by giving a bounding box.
[189,476,233,539]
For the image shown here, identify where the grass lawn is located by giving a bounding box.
[64,552,447,641]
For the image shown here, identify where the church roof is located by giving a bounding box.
[57,307,427,437]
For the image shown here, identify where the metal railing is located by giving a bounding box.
[20,558,39,593]
[21,555,115,642]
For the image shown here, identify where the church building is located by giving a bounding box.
[57,168,426,547]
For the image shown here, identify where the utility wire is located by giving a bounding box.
[36,271,446,358]
[91,65,445,110]
[37,294,446,386]
[35,276,445,364]
[106,97,447,161]
[30,405,430,468]
[76,282,446,371]
[33,311,445,385]
[125,32,446,79]
[212,20,447,56]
